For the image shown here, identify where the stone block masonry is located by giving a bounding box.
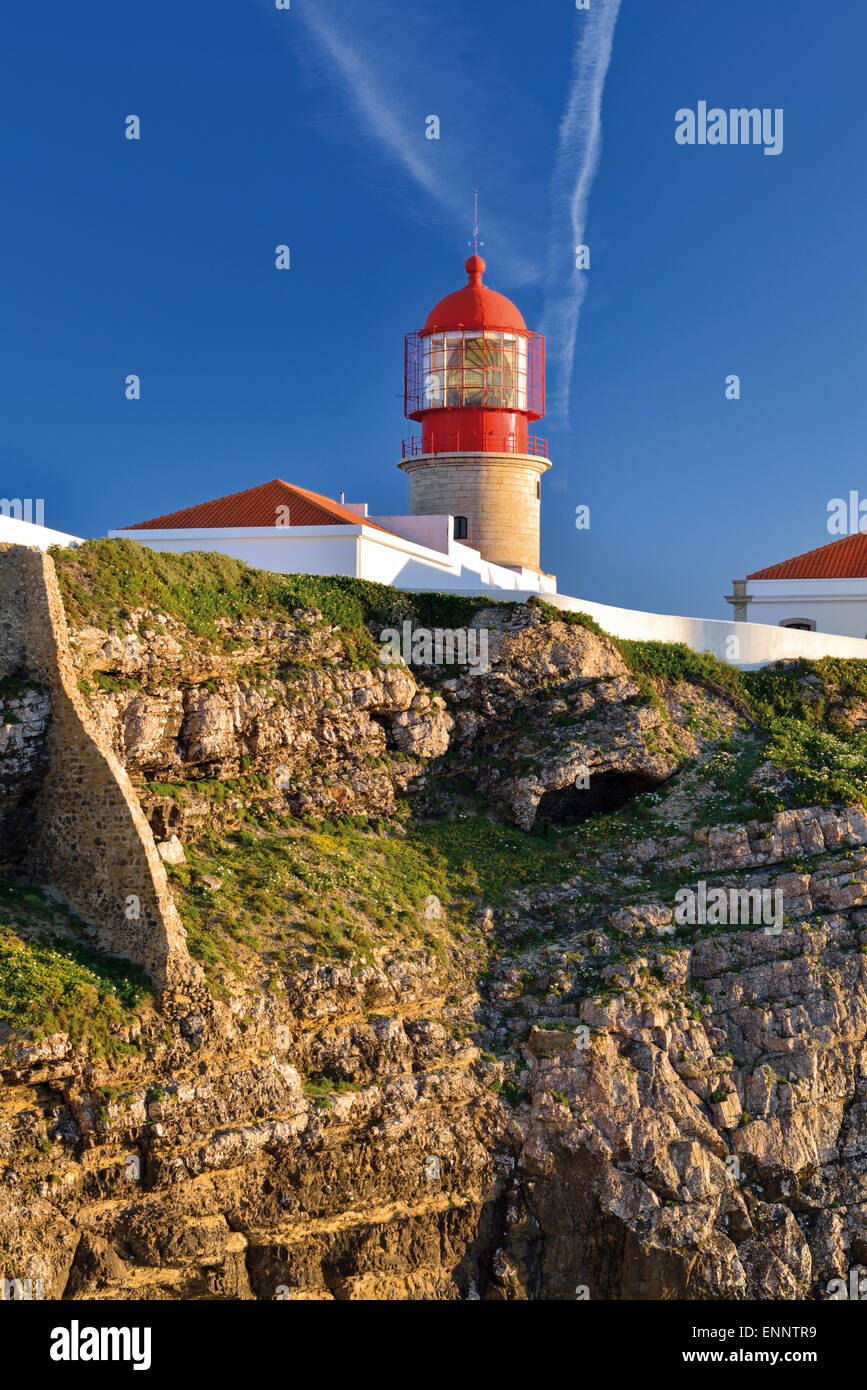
[0,683,50,869]
[0,543,199,994]
[399,451,550,571]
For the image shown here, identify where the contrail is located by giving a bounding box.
[543,0,622,422]
[257,0,539,285]
[296,2,449,208]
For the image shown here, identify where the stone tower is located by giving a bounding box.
[400,254,551,574]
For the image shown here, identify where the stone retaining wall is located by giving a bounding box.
[0,543,197,992]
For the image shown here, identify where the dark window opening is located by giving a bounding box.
[453,516,468,540]
[535,480,541,500]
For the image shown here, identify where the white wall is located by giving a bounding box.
[365,518,556,592]
[0,515,83,550]
[109,527,360,577]
[358,533,552,592]
[448,588,867,669]
[110,524,555,595]
[744,578,867,639]
[369,513,453,554]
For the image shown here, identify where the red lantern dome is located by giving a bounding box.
[422,255,528,334]
[404,255,545,458]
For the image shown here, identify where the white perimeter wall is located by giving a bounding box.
[453,589,867,669]
[357,534,553,592]
[0,515,83,550]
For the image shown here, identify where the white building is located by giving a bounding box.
[109,478,556,595]
[726,532,867,638]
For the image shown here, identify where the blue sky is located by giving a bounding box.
[1,0,864,617]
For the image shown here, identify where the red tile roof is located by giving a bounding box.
[748,532,867,581]
[120,479,396,536]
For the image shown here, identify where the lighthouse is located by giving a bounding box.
[400,254,550,574]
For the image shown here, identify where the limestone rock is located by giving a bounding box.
[156,835,186,865]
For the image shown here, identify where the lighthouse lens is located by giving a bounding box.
[444,332,517,408]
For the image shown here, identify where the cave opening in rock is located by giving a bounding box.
[534,770,663,825]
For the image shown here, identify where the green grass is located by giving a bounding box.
[690,740,768,825]
[0,676,45,700]
[0,881,151,1053]
[405,816,586,905]
[619,644,867,812]
[757,721,867,809]
[745,658,867,726]
[148,772,274,804]
[164,817,485,986]
[164,804,704,993]
[93,672,144,694]
[164,806,655,988]
[617,638,747,703]
[524,596,608,637]
[50,538,504,642]
[741,660,867,809]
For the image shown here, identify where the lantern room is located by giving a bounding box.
[404,254,546,457]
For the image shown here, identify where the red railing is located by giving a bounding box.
[401,434,548,459]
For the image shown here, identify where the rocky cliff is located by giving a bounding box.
[3,540,867,1300]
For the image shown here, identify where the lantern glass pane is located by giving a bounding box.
[439,330,525,407]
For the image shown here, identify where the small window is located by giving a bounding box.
[535,480,541,501]
[453,516,468,540]
[779,619,816,632]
